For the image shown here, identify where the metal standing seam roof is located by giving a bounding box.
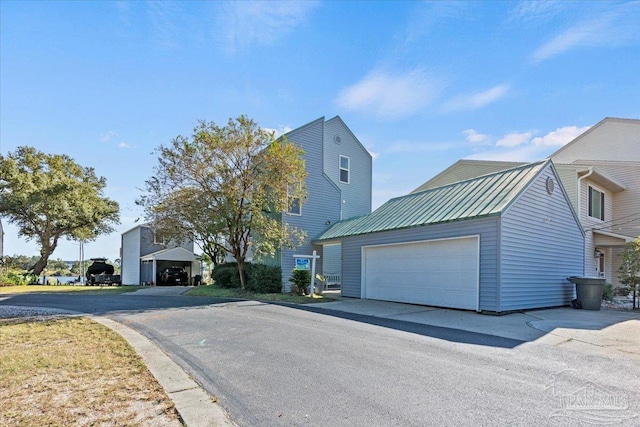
[313,160,549,242]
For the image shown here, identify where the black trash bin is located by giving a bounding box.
[567,276,606,310]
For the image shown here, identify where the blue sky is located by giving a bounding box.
[1,1,639,262]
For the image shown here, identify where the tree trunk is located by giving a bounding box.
[31,253,50,276]
[30,239,58,276]
[237,258,246,290]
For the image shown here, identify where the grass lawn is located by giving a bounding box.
[0,317,181,426]
[186,284,336,304]
[0,285,146,295]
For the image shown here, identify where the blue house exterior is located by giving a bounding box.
[263,116,372,290]
[314,161,584,313]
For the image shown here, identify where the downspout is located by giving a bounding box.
[577,167,594,277]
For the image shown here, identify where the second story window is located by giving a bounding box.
[588,186,605,221]
[153,230,166,245]
[287,184,301,215]
[339,155,350,184]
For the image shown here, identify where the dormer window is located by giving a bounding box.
[588,186,605,221]
[339,155,350,184]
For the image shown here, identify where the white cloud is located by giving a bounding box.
[217,1,319,54]
[336,68,443,119]
[508,1,565,25]
[444,84,510,112]
[100,131,119,143]
[496,131,536,148]
[118,142,131,149]
[532,3,640,63]
[468,124,590,161]
[146,2,183,48]
[531,125,590,147]
[263,125,293,138]
[463,129,490,145]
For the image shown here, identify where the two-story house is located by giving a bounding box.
[121,223,201,285]
[260,116,373,290]
[412,117,640,289]
[550,118,639,286]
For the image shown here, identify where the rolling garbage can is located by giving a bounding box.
[567,277,606,310]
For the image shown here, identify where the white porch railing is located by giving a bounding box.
[322,273,341,289]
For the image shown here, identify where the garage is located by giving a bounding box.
[314,161,585,313]
[362,236,479,310]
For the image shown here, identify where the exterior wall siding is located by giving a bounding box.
[322,117,372,219]
[340,217,500,312]
[500,167,584,311]
[552,119,640,163]
[121,228,141,285]
[281,118,342,290]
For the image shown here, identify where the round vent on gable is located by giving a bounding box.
[334,135,342,144]
[546,177,555,195]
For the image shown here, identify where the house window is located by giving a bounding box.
[588,186,605,221]
[287,184,301,215]
[339,155,350,184]
[153,231,166,245]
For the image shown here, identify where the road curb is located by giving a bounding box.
[92,316,236,427]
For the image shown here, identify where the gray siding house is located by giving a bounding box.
[314,161,584,313]
[121,223,200,285]
[261,116,372,290]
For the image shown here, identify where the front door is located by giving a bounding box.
[596,249,605,278]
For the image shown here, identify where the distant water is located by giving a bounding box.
[44,276,85,284]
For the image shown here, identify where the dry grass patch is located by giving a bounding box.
[0,317,182,426]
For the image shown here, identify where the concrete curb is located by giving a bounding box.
[92,317,236,427]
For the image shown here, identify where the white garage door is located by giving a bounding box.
[362,236,479,311]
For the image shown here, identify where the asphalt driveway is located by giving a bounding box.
[1,291,639,426]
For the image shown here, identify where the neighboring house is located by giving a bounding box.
[411,160,526,193]
[314,160,584,313]
[120,223,201,285]
[259,116,373,290]
[550,117,640,286]
[414,117,640,288]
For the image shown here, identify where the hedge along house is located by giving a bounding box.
[313,160,584,313]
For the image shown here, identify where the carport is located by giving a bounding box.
[140,247,201,285]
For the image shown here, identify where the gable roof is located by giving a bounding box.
[140,246,200,262]
[550,117,640,163]
[412,159,526,193]
[314,160,550,242]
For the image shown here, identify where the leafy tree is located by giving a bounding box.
[618,237,640,309]
[138,116,307,290]
[0,147,120,275]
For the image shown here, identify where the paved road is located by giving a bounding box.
[2,293,638,426]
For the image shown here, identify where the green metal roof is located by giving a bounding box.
[314,160,549,242]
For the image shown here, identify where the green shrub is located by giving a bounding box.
[0,270,31,287]
[211,262,282,293]
[289,269,310,296]
[210,263,240,288]
[247,264,282,293]
[602,283,614,302]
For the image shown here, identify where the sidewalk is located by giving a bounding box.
[317,295,640,359]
